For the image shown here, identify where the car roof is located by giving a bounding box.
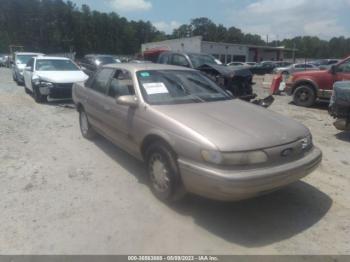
[102,63,195,73]
[35,56,70,60]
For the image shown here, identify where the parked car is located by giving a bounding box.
[12,52,44,84]
[157,51,256,101]
[274,61,292,67]
[227,62,248,67]
[246,62,257,66]
[73,63,322,202]
[274,63,318,76]
[329,81,350,131]
[78,54,117,76]
[285,56,350,107]
[310,59,340,68]
[0,54,10,67]
[23,56,88,103]
[249,61,276,75]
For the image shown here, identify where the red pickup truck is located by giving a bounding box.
[285,56,350,107]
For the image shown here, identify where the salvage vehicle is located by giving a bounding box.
[78,54,117,76]
[0,54,10,67]
[23,56,88,103]
[12,52,44,84]
[285,56,350,107]
[249,61,276,75]
[329,81,350,131]
[157,51,260,102]
[273,63,318,76]
[73,63,322,202]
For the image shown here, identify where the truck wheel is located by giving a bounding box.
[32,85,47,103]
[145,142,186,202]
[79,109,96,140]
[293,85,316,107]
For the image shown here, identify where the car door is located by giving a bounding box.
[335,59,350,82]
[84,68,115,135]
[24,58,35,90]
[102,69,139,155]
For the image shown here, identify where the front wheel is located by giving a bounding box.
[79,109,96,140]
[293,85,316,107]
[32,85,47,103]
[146,142,186,202]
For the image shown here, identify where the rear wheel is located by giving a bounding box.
[79,109,96,140]
[32,85,47,103]
[293,85,316,107]
[146,142,186,202]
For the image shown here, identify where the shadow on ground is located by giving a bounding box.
[45,98,76,109]
[288,100,330,110]
[335,131,350,142]
[93,135,333,248]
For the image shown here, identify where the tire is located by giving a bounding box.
[32,85,47,103]
[24,81,30,94]
[293,85,316,107]
[24,86,30,94]
[79,109,96,140]
[145,142,186,202]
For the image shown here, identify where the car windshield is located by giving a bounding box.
[35,59,80,71]
[96,56,116,65]
[188,54,221,68]
[137,70,232,105]
[16,55,36,64]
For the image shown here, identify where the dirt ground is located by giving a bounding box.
[0,67,349,255]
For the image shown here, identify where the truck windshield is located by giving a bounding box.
[137,70,232,105]
[36,59,80,71]
[188,54,222,68]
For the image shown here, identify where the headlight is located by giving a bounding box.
[300,134,313,150]
[201,150,222,164]
[222,150,268,165]
[33,78,54,88]
[201,150,268,165]
[39,81,54,88]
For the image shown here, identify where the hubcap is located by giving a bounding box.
[80,112,89,135]
[298,90,309,101]
[149,154,170,193]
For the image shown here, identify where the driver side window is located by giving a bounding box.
[337,61,350,73]
[172,54,190,67]
[108,70,135,98]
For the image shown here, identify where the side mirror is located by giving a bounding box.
[116,95,138,107]
[25,66,32,71]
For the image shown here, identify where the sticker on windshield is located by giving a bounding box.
[140,72,150,77]
[143,82,169,95]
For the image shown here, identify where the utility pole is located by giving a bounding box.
[292,41,296,63]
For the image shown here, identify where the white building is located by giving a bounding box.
[142,36,293,63]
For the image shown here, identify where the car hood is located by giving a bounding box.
[154,99,309,151]
[35,71,89,83]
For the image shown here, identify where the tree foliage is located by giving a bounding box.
[1,1,350,59]
[0,0,166,56]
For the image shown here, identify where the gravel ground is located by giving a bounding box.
[0,67,349,254]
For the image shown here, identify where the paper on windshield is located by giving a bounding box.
[143,82,169,95]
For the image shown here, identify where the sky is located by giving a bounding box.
[71,0,350,41]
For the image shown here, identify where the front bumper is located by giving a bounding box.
[39,83,73,98]
[178,147,322,201]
